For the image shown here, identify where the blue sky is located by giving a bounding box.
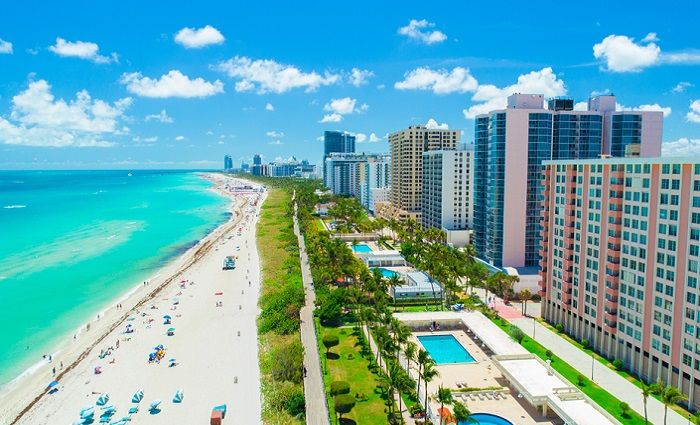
[1,0,700,169]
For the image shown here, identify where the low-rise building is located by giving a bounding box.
[390,271,443,301]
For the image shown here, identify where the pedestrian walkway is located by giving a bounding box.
[510,316,688,425]
[292,197,331,425]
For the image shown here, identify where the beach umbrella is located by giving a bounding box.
[172,389,184,403]
[96,393,110,406]
[149,400,162,411]
[167,328,175,332]
[131,389,144,403]
[47,380,59,388]
[162,315,171,319]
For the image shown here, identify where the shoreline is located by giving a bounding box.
[0,172,258,424]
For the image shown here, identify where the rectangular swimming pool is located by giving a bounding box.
[351,244,372,253]
[417,334,476,364]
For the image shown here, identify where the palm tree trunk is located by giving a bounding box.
[644,398,648,424]
[424,382,429,420]
[664,406,668,425]
[440,402,444,425]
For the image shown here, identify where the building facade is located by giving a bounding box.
[251,154,263,176]
[388,125,460,220]
[224,155,233,171]
[359,154,391,213]
[421,145,474,231]
[324,153,368,196]
[323,131,356,182]
[474,93,662,268]
[540,157,700,408]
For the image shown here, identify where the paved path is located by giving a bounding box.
[293,198,331,425]
[510,316,688,425]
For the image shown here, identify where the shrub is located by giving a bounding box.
[347,353,354,360]
[545,349,553,360]
[509,325,526,344]
[322,334,340,354]
[555,323,564,333]
[613,359,624,370]
[576,373,586,386]
[581,339,590,349]
[620,401,630,417]
[268,339,304,384]
[284,390,306,417]
[330,380,350,396]
[531,294,541,302]
[334,394,356,419]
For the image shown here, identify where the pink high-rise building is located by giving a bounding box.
[540,157,700,408]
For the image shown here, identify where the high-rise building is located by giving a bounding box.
[421,145,474,231]
[473,93,662,268]
[323,131,356,182]
[540,157,700,408]
[387,125,460,220]
[224,155,233,171]
[359,154,391,213]
[251,154,263,176]
[253,154,262,165]
[324,153,368,196]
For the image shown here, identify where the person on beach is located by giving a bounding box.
[52,367,55,376]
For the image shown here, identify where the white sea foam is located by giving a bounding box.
[3,205,26,209]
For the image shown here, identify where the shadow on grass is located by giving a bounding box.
[326,352,340,360]
[338,419,357,425]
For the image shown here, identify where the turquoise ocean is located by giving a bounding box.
[0,170,229,387]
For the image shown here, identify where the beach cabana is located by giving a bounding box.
[172,389,184,403]
[96,393,110,406]
[131,389,144,403]
[163,315,171,324]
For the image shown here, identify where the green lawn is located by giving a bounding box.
[390,302,443,313]
[490,317,646,425]
[317,322,388,425]
[316,218,327,232]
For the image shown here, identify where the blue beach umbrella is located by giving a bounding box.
[131,389,144,403]
[47,380,59,388]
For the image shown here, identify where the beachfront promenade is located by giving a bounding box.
[511,316,688,425]
[293,197,331,425]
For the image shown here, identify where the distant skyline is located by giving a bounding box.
[1,0,700,169]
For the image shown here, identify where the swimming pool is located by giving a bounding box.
[376,267,399,278]
[417,334,476,364]
[460,413,514,425]
[351,244,372,253]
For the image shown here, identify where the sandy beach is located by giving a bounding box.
[0,173,265,425]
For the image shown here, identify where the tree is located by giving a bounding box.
[330,381,350,396]
[334,394,356,421]
[422,361,439,418]
[436,385,453,425]
[519,288,532,316]
[620,401,630,418]
[452,402,474,423]
[640,382,654,425]
[318,292,345,325]
[661,386,687,425]
[416,349,430,398]
[509,325,526,344]
[323,334,340,355]
[404,341,417,374]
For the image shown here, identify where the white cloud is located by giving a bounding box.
[398,19,447,45]
[144,109,173,123]
[132,136,158,143]
[463,67,566,118]
[349,68,373,86]
[265,102,274,111]
[672,82,694,93]
[573,101,588,111]
[266,130,284,138]
[206,130,214,135]
[688,100,700,123]
[369,133,381,142]
[353,132,382,143]
[0,79,131,147]
[425,118,448,129]
[354,133,367,142]
[49,37,117,64]
[593,33,700,72]
[120,70,224,98]
[175,135,185,141]
[320,113,342,123]
[0,38,12,54]
[214,56,340,94]
[316,135,324,142]
[174,25,224,49]
[626,103,672,117]
[394,66,478,94]
[663,138,700,156]
[268,140,283,145]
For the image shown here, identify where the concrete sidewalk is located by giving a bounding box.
[293,199,331,425]
[511,316,688,425]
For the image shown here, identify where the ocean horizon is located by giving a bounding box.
[0,170,229,387]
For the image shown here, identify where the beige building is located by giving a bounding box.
[386,125,459,220]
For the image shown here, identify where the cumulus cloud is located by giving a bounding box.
[265,102,274,111]
[0,79,131,147]
[144,109,173,123]
[49,37,117,64]
[688,100,700,123]
[174,25,225,49]
[349,68,373,87]
[175,135,185,141]
[214,56,340,94]
[0,38,12,54]
[354,132,382,143]
[320,97,368,122]
[394,66,478,94]
[425,118,448,129]
[266,130,284,138]
[120,70,224,98]
[663,138,700,156]
[593,33,700,72]
[268,140,283,145]
[672,82,693,93]
[623,103,672,117]
[133,136,158,143]
[463,67,566,118]
[398,19,447,45]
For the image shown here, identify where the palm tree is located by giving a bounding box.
[519,288,532,316]
[640,381,654,425]
[404,342,417,374]
[422,361,439,418]
[388,362,404,421]
[416,348,429,395]
[661,386,687,425]
[436,385,453,425]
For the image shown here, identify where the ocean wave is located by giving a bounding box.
[3,205,26,209]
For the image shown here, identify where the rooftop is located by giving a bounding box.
[543,156,700,166]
